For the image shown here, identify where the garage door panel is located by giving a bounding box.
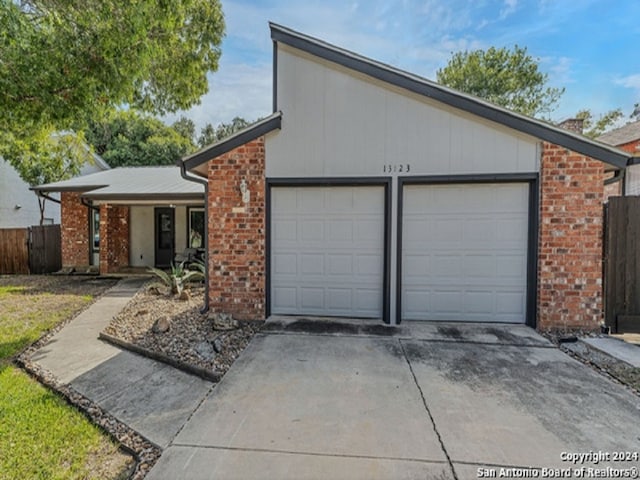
[273,287,297,310]
[496,292,525,314]
[271,186,384,318]
[273,253,297,274]
[301,288,324,309]
[402,183,528,323]
[301,254,324,275]
[273,219,297,241]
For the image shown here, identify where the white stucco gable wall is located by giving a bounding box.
[266,45,540,178]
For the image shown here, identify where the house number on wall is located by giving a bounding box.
[383,164,411,173]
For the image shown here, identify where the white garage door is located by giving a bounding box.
[402,183,529,323]
[271,186,384,318]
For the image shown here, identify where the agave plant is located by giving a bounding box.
[148,260,205,296]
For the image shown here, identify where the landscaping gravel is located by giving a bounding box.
[103,282,263,377]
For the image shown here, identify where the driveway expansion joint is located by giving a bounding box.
[169,443,451,465]
[399,338,459,480]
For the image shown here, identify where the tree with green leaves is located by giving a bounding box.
[197,117,252,148]
[3,132,93,225]
[172,116,197,146]
[84,110,195,167]
[575,109,624,138]
[0,0,224,189]
[436,45,564,118]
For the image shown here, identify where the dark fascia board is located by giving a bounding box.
[82,192,204,201]
[183,112,282,172]
[30,184,107,193]
[270,23,631,170]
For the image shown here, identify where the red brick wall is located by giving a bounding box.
[603,173,622,200]
[60,192,90,268]
[538,143,605,331]
[99,204,130,273]
[207,138,265,320]
[618,139,640,154]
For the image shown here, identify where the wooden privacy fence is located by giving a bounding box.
[0,228,29,274]
[0,225,61,274]
[29,224,62,274]
[604,196,640,333]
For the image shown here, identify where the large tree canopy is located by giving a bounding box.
[436,45,564,118]
[83,110,194,167]
[197,117,252,148]
[0,0,225,132]
[0,0,224,205]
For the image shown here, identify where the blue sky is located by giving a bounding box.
[167,0,640,132]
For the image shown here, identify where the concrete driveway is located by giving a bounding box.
[148,319,640,480]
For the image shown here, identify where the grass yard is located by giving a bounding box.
[0,275,134,480]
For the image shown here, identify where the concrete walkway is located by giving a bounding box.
[30,277,213,448]
[148,318,640,480]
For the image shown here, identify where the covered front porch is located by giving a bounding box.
[33,166,205,274]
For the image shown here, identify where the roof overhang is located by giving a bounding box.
[270,23,632,170]
[31,184,107,193]
[83,192,204,202]
[182,111,282,176]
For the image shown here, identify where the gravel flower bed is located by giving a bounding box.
[103,282,263,378]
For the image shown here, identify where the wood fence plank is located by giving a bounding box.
[0,228,29,274]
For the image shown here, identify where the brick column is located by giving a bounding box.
[99,204,130,273]
[537,143,605,331]
[60,192,90,268]
[207,138,266,320]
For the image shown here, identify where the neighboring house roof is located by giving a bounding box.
[183,112,283,175]
[32,166,204,202]
[597,120,640,147]
[265,23,631,170]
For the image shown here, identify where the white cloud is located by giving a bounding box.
[164,61,272,131]
[500,0,518,19]
[615,74,640,91]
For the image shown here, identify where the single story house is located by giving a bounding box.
[33,166,205,272]
[597,120,640,195]
[180,23,634,332]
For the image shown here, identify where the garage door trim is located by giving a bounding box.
[396,173,539,327]
[266,177,393,323]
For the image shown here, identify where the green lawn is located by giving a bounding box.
[0,276,134,480]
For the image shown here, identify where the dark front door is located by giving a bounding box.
[155,208,175,268]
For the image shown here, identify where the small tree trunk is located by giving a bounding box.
[37,195,46,226]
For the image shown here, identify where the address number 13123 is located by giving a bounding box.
[382,164,411,173]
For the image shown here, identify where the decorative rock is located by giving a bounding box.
[194,341,215,361]
[213,337,224,353]
[210,312,239,331]
[178,290,190,301]
[152,316,171,333]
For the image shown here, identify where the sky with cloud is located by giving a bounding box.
[166,0,640,131]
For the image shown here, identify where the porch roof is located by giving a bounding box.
[32,166,204,202]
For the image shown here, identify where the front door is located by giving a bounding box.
[155,207,175,268]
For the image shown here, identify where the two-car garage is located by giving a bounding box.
[269,180,533,325]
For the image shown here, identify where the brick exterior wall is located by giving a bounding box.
[207,138,266,320]
[618,139,640,155]
[99,204,130,273]
[60,192,90,268]
[603,173,622,200]
[538,143,605,331]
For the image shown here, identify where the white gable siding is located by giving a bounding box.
[625,164,640,195]
[0,159,59,227]
[0,156,107,228]
[267,46,540,178]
